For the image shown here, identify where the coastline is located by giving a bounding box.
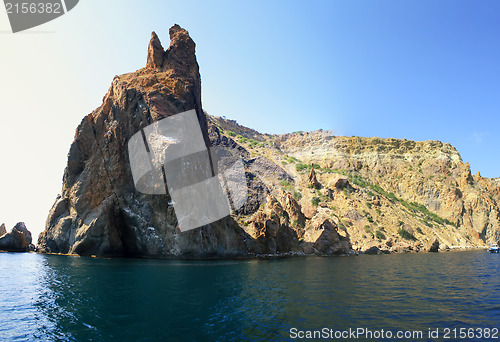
[17,244,490,261]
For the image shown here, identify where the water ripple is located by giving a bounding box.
[0,251,499,341]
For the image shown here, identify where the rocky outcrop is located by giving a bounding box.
[38,24,500,258]
[308,165,320,189]
[0,222,34,252]
[38,26,228,257]
[13,222,32,245]
[0,223,6,236]
[37,25,350,258]
[146,32,164,69]
[302,211,351,255]
[209,116,500,254]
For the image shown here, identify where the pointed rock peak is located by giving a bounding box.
[146,31,165,69]
[0,223,6,236]
[309,165,320,189]
[150,31,160,41]
[169,24,186,39]
[165,24,196,58]
[163,24,198,78]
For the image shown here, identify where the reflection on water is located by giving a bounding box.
[0,254,60,341]
[0,251,499,341]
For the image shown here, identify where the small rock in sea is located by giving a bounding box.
[0,222,34,252]
[364,246,382,255]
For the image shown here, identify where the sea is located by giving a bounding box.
[0,250,499,341]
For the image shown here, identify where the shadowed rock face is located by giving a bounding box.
[0,222,34,252]
[37,25,351,258]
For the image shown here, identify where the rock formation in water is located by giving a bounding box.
[38,25,500,258]
[0,222,34,252]
[37,25,350,257]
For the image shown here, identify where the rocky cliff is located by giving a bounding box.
[209,121,500,253]
[37,25,499,258]
[37,25,350,257]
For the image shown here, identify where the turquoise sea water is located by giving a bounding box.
[0,250,499,341]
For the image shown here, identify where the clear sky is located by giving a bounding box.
[1,0,499,239]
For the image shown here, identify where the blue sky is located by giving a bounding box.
[129,0,499,176]
[1,0,499,237]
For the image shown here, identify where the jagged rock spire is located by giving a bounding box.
[309,164,321,189]
[146,31,165,69]
[146,25,199,80]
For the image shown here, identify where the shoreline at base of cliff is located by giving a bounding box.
[28,244,490,261]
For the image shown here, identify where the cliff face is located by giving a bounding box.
[38,25,499,258]
[209,120,500,252]
[38,25,232,257]
[37,25,350,257]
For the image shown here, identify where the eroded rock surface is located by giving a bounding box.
[38,25,500,258]
[209,118,500,253]
[0,222,34,252]
[38,26,351,258]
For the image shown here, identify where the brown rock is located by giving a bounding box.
[13,222,32,245]
[280,191,306,236]
[0,229,27,251]
[38,26,246,257]
[459,162,474,188]
[391,242,413,253]
[439,244,450,251]
[146,31,164,69]
[249,200,299,254]
[328,176,350,190]
[0,222,33,252]
[0,223,6,236]
[38,26,319,258]
[302,212,351,255]
[308,165,320,189]
[302,200,318,219]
